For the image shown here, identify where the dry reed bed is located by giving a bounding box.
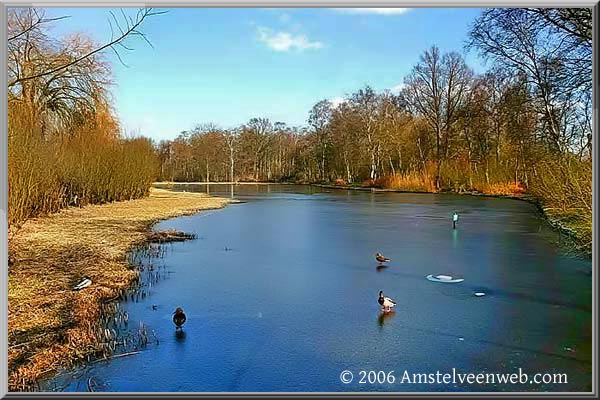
[7,188,231,391]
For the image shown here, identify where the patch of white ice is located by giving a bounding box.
[426,274,464,283]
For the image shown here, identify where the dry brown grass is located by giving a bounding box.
[7,188,230,391]
[528,157,592,254]
[474,181,526,196]
[373,169,437,193]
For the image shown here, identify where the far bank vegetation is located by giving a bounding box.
[155,9,592,252]
[7,8,592,253]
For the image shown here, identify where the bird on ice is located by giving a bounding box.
[173,307,187,330]
[375,253,391,263]
[378,290,397,312]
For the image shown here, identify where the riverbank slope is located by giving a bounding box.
[8,188,231,391]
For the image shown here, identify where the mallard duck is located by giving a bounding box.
[378,290,396,312]
[375,253,391,263]
[173,307,187,330]
[73,276,92,291]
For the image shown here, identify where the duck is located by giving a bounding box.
[375,253,391,263]
[72,276,92,291]
[173,307,187,330]
[378,290,396,312]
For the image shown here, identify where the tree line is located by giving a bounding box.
[156,8,592,251]
[7,7,592,251]
[159,8,591,187]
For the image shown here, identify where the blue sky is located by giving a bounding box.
[43,7,486,141]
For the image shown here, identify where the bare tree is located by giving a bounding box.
[223,129,239,182]
[8,7,163,138]
[242,118,273,180]
[402,47,471,188]
[308,99,333,181]
[468,8,591,153]
[8,8,164,87]
[349,86,380,180]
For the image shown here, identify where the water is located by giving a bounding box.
[46,184,592,392]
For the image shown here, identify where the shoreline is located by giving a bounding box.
[7,188,232,391]
[312,183,544,205]
[153,181,298,186]
[313,183,587,254]
[154,181,588,255]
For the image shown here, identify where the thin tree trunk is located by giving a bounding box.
[205,160,209,183]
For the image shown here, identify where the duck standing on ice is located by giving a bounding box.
[375,253,391,264]
[378,290,397,312]
[173,307,187,331]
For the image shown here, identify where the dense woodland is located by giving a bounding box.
[7,8,593,250]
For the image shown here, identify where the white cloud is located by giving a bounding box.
[334,8,410,15]
[257,26,323,52]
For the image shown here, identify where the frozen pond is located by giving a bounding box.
[46,185,592,392]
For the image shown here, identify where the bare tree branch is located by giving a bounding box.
[8,8,164,87]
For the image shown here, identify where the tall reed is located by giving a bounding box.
[8,102,159,230]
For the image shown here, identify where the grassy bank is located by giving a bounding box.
[8,188,231,391]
